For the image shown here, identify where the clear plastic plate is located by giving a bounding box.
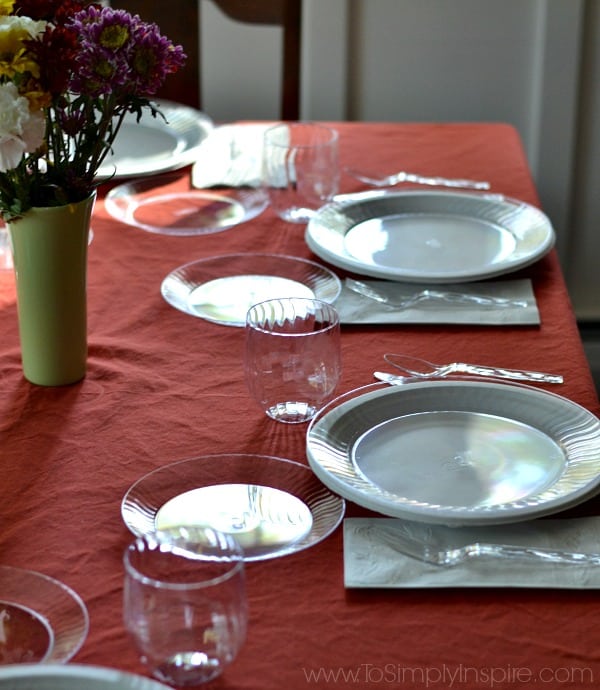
[105,174,268,236]
[122,453,345,561]
[161,253,341,326]
[0,566,88,665]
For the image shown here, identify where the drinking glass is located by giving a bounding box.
[245,297,342,423]
[262,122,339,223]
[123,526,247,687]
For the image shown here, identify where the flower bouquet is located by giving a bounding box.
[0,0,186,217]
[0,0,186,385]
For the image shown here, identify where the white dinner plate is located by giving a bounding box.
[305,191,555,283]
[161,253,342,326]
[306,380,600,526]
[121,453,345,561]
[0,566,88,665]
[105,174,268,236]
[0,664,172,689]
[97,100,213,180]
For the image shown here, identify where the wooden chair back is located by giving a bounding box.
[115,0,302,120]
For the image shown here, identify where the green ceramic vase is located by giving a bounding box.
[8,194,95,386]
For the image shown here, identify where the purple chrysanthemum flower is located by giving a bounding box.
[70,47,132,96]
[67,7,138,96]
[126,23,186,96]
[66,6,185,98]
[72,6,135,51]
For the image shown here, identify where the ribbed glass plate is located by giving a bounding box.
[0,566,88,665]
[105,174,268,236]
[305,190,555,283]
[306,380,600,525]
[161,253,342,326]
[121,454,345,561]
[97,100,213,180]
[0,664,172,689]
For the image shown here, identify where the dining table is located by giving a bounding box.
[1,120,599,690]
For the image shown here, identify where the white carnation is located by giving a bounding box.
[0,16,47,49]
[0,83,45,173]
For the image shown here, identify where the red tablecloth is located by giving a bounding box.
[1,122,599,689]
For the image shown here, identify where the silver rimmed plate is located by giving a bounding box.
[121,453,345,561]
[305,191,555,283]
[0,566,88,665]
[306,381,600,526]
[97,100,213,180]
[161,253,342,326]
[105,174,268,236]
[0,664,173,689]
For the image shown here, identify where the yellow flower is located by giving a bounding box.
[0,48,40,80]
[0,1,14,17]
[0,15,46,56]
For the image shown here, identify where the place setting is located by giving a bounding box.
[105,119,341,237]
[126,328,600,596]
[298,345,600,589]
[104,120,273,236]
[121,297,345,563]
[305,184,555,323]
[100,100,274,238]
[113,298,346,684]
[114,297,345,684]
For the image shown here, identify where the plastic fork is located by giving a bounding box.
[345,167,490,190]
[345,278,528,310]
[383,353,563,384]
[363,522,600,567]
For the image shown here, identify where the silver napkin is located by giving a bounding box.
[191,123,270,189]
[344,517,600,589]
[336,278,540,325]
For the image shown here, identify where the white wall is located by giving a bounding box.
[200,0,598,324]
[567,0,600,321]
